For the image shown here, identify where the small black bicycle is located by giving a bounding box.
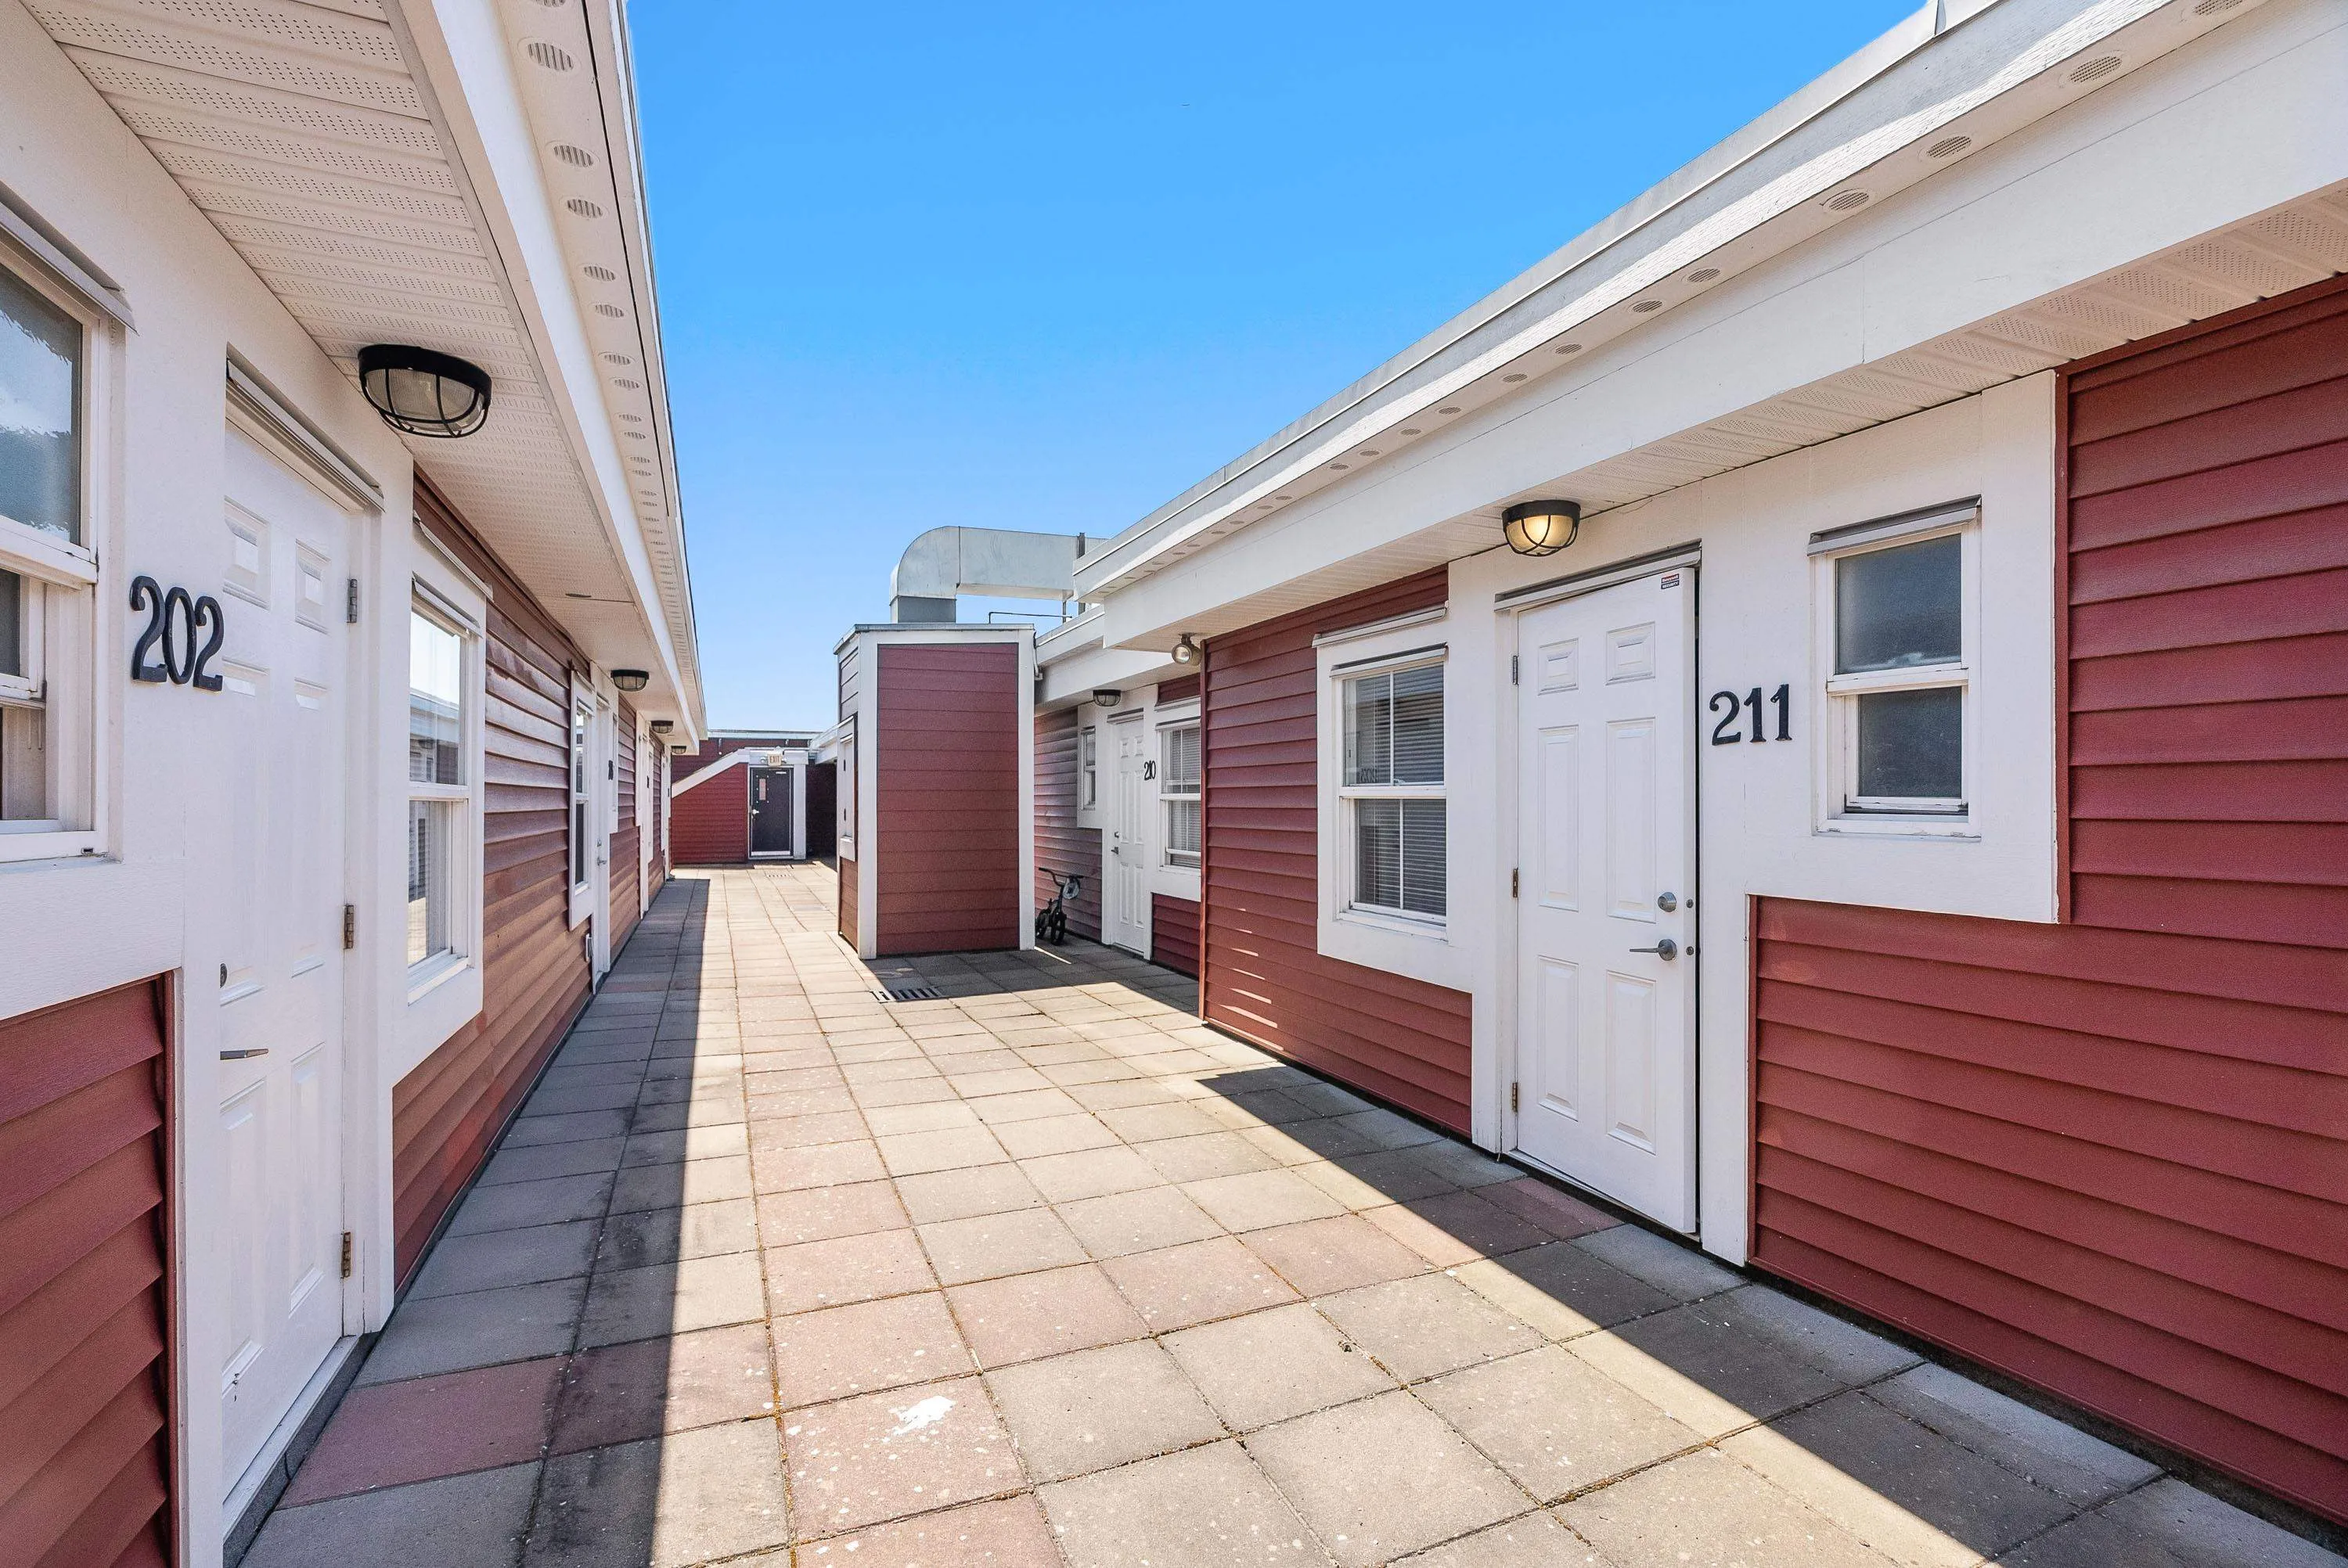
[1035,869,1086,944]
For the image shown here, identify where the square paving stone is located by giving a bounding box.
[552,1322,777,1452]
[1246,1390,1528,1567]
[895,1163,1048,1224]
[768,1227,938,1313]
[877,1124,1012,1177]
[784,1376,1022,1537]
[526,1418,790,1567]
[757,1180,908,1247]
[1095,1100,1225,1142]
[862,1099,982,1136]
[359,1277,586,1383]
[244,1462,542,1568]
[1867,1363,2157,1507]
[1396,1190,1554,1257]
[969,1087,1089,1123]
[609,1153,754,1214]
[625,1121,751,1166]
[747,1086,859,1119]
[446,1173,613,1235]
[409,1221,597,1299]
[1572,1225,1743,1300]
[1558,1447,1891,1568]
[1244,1214,1431,1296]
[920,1207,1090,1286]
[1139,1131,1282,1182]
[752,1138,888,1192]
[1993,1476,2343,1568]
[1018,1145,1165,1203]
[1314,1274,1542,1382]
[285,1357,563,1503]
[1478,1178,1618,1239]
[1182,1169,1350,1232]
[1099,1235,1301,1331]
[1329,1149,1462,1203]
[744,1109,869,1149]
[1578,1302,1848,1437]
[1417,1343,1701,1501]
[1399,1140,1520,1190]
[796,1494,1061,1566]
[598,1196,759,1271]
[1452,1243,1676,1340]
[1390,1511,1584,1567]
[985,1339,1226,1481]
[1164,1302,1395,1431]
[852,1075,962,1108]
[1329,1107,1444,1150]
[503,1108,634,1148]
[580,1250,768,1347]
[771,1291,974,1407]
[1057,1185,1224,1259]
[481,1136,628,1185]
[992,1112,1121,1159]
[947,1262,1151,1366]
[1039,1439,1333,1568]
[1725,1390,2074,1568]
[1697,1286,1920,1385]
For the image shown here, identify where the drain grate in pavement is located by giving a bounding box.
[873,983,944,1002]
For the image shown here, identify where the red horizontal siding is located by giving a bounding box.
[1151,894,1199,977]
[0,980,173,1568]
[393,483,591,1283]
[1035,707,1102,942]
[671,764,749,866]
[877,642,1021,955]
[1201,569,1472,1131]
[1156,674,1201,704]
[610,697,641,948]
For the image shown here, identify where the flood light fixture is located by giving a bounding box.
[1171,635,1201,666]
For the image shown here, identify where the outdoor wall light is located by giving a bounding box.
[1502,499,1581,557]
[610,669,650,692]
[1093,689,1121,708]
[1171,635,1201,666]
[357,344,493,438]
[649,718,673,734]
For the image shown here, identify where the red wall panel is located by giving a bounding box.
[877,643,1021,954]
[1151,894,1199,977]
[1201,568,1473,1131]
[1751,279,2348,1527]
[670,764,750,866]
[1035,707,1102,943]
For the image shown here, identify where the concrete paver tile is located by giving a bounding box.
[948,1262,1151,1366]
[751,1138,888,1192]
[1139,1130,1282,1182]
[948,1066,1056,1098]
[1558,1447,1892,1568]
[445,1171,612,1235]
[1244,1214,1429,1296]
[746,1085,859,1118]
[1247,1390,1528,1567]
[768,1227,938,1313]
[1100,1235,1301,1331]
[580,1250,768,1347]
[551,1322,776,1452]
[1451,1244,1675,1340]
[1419,1343,1700,1502]
[1697,1286,1921,1386]
[1057,1185,1224,1259]
[851,1074,963,1108]
[1869,1363,2158,1507]
[1390,1511,1591,1567]
[243,1462,541,1568]
[358,1277,585,1383]
[895,1162,1049,1223]
[771,1291,974,1407]
[409,1220,598,1299]
[1327,1148,1462,1203]
[799,1494,1061,1566]
[1063,1078,1184,1112]
[480,1136,628,1185]
[876,1124,1011,1176]
[1993,1476,2342,1568]
[284,1356,563,1504]
[502,1108,634,1148]
[1395,1190,1554,1257]
[1018,1145,1165,1203]
[968,1086,1089,1124]
[597,1195,759,1270]
[986,1339,1226,1482]
[1571,1225,1743,1300]
[784,1374,1021,1538]
[621,1120,749,1166]
[919,1207,1090,1286]
[1039,1440,1333,1568]
[992,1111,1121,1159]
[1314,1274,1542,1383]
[862,1099,983,1135]
[1478,1178,1618,1239]
[1182,1168,1351,1232]
[742,1109,868,1149]
[526,1417,790,1567]
[1094,1100,1225,1142]
[608,1153,754,1214]
[1164,1302,1395,1431]
[1579,1302,1848,1437]
[755,1179,908,1248]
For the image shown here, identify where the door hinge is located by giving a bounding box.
[1511,1081,1521,1112]
[1511,868,1519,898]
[1510,654,1519,685]
[342,904,356,950]
[345,577,360,625]
[340,1232,353,1278]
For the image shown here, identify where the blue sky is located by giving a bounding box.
[632,1,1919,730]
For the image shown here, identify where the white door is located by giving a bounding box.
[1104,714,1150,954]
[1512,568,1696,1230]
[218,429,351,1483]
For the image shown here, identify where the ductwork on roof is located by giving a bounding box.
[889,527,1081,622]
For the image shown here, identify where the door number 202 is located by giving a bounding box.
[1709,685,1790,745]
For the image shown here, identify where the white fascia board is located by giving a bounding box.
[398,0,691,717]
[1093,0,2343,651]
[1039,646,1180,710]
[1072,0,2271,601]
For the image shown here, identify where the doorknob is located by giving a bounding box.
[1630,938,1679,960]
[1655,891,1678,912]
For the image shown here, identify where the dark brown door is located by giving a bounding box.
[750,767,794,855]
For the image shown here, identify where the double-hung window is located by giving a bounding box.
[1817,510,1974,823]
[1339,659,1445,919]
[407,597,470,975]
[1160,720,1200,869]
[1,252,101,857]
[1079,725,1097,811]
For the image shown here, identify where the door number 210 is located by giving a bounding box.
[1709,685,1790,745]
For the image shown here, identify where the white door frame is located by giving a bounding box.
[1497,552,1701,1233]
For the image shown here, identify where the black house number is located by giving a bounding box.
[130,576,225,691]
[1709,684,1791,745]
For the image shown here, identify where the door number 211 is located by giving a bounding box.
[1709,685,1790,745]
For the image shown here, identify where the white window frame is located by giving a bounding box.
[0,237,110,863]
[1079,723,1099,814]
[1158,714,1201,873]
[1812,507,1979,839]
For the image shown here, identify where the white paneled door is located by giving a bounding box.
[1104,714,1150,955]
[1512,569,1696,1230]
[218,430,350,1486]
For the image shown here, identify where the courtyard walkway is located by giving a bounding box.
[247,866,2338,1567]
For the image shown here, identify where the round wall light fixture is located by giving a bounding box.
[610,668,650,692]
[358,344,492,438]
[649,718,673,735]
[1502,499,1581,558]
[1171,635,1201,667]
[1093,689,1121,708]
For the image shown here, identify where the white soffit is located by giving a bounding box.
[25,0,700,723]
[1128,182,2348,646]
[1073,0,2280,602]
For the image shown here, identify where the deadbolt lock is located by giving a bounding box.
[1655,891,1679,912]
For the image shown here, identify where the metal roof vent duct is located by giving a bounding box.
[888,527,1079,624]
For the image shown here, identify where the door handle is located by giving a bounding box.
[1630,939,1678,960]
[220,1048,269,1060]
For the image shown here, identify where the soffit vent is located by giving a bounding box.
[2066,54,2123,85]
[600,351,632,364]
[1925,135,1972,160]
[564,197,602,218]
[2190,0,2242,15]
[593,302,625,317]
[524,39,574,71]
[1631,298,1664,312]
[549,142,595,167]
[582,264,618,281]
[1687,268,1721,282]
[1824,189,1872,212]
